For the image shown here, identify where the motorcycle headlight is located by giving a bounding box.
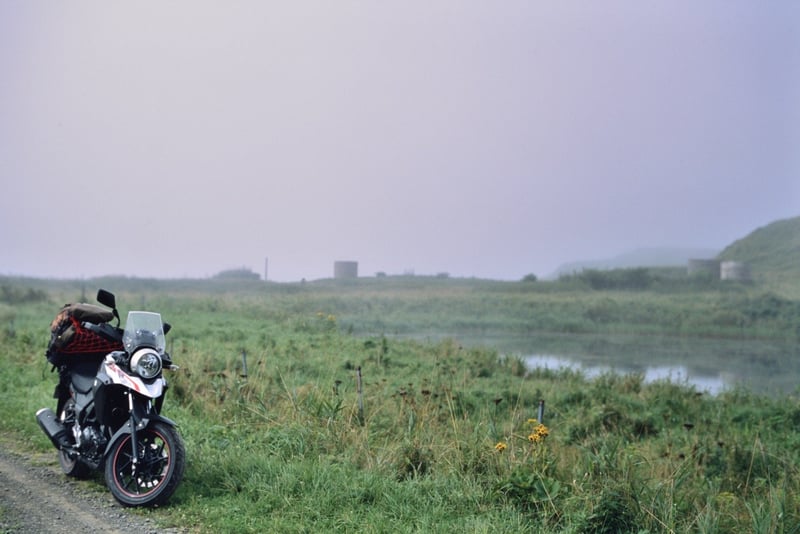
[130,349,163,379]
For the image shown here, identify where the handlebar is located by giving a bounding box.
[82,321,124,343]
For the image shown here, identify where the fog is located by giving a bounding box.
[2,2,798,281]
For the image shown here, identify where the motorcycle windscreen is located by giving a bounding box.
[122,311,166,353]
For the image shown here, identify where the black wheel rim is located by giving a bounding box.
[112,429,171,498]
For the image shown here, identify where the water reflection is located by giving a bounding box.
[513,333,800,396]
[525,355,728,395]
[408,332,800,397]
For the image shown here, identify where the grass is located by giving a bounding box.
[2,278,800,532]
[13,272,798,341]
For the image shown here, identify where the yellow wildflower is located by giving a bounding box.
[494,442,507,452]
[528,423,549,443]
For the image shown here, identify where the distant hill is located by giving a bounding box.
[718,216,800,280]
[551,247,719,278]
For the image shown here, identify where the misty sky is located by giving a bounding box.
[2,2,798,281]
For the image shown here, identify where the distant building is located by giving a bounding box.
[720,261,751,282]
[686,259,751,282]
[334,261,358,279]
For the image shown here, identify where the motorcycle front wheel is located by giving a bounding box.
[105,420,185,507]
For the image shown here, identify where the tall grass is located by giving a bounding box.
[2,280,800,532]
[6,272,799,340]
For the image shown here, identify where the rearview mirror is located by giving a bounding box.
[97,289,116,310]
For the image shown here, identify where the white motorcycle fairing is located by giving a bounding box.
[102,356,165,398]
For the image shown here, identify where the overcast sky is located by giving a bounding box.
[2,2,798,281]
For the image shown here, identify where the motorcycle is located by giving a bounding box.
[36,289,185,507]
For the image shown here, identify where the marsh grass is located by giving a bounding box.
[2,279,800,532]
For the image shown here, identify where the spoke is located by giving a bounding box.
[117,454,134,473]
[122,474,139,493]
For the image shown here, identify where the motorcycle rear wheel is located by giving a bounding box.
[58,399,90,479]
[105,420,185,507]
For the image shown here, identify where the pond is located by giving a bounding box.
[411,332,800,397]
[524,354,728,394]
[520,334,800,396]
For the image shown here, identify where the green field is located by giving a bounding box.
[2,272,800,532]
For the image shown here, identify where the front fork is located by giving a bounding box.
[128,392,139,476]
[104,392,177,461]
[125,391,157,477]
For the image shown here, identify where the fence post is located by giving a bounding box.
[240,349,248,378]
[357,366,364,426]
[538,399,545,424]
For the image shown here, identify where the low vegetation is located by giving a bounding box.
[2,274,799,532]
[719,217,800,276]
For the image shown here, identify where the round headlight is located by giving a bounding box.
[130,349,162,379]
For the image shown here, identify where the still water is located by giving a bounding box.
[525,355,727,395]
[419,332,800,397]
[517,334,800,396]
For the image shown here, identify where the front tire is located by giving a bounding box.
[105,421,185,507]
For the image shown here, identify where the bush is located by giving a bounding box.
[579,268,653,290]
[0,285,47,304]
[212,268,260,281]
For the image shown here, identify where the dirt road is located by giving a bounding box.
[0,442,188,534]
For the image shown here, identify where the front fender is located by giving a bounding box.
[103,413,178,457]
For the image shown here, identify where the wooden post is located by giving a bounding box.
[357,366,364,426]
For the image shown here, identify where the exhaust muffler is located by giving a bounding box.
[35,408,70,449]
